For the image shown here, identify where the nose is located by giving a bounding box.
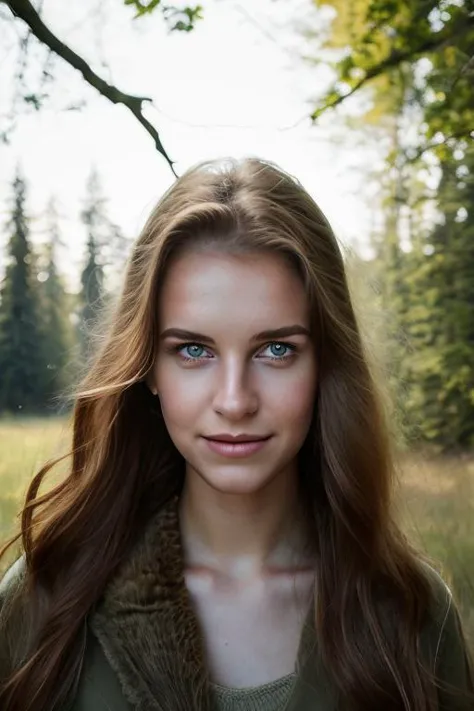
[212,362,258,419]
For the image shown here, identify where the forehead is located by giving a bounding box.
[158,250,309,328]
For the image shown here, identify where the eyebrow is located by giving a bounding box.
[159,324,311,344]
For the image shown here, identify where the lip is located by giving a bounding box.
[203,434,271,443]
[202,436,272,458]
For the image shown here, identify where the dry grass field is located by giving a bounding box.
[1,416,473,647]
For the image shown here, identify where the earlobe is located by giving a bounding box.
[145,378,158,397]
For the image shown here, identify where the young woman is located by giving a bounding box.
[0,157,473,711]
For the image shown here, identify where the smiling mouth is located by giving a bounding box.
[202,436,272,457]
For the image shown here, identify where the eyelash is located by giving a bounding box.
[169,341,298,364]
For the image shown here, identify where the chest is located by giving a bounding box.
[185,568,314,688]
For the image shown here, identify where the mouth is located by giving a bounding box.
[202,436,272,458]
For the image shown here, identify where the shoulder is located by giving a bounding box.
[0,556,29,678]
[418,560,474,708]
[0,556,26,603]
[419,560,453,624]
[418,560,461,650]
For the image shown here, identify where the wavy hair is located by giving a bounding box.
[0,157,459,710]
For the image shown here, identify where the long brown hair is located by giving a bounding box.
[0,157,465,710]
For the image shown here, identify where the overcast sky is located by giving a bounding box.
[0,0,385,291]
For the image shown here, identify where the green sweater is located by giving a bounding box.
[211,672,296,711]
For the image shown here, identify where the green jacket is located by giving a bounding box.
[1,497,473,711]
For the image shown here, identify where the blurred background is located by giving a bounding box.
[0,0,473,644]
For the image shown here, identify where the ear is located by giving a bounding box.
[144,374,158,397]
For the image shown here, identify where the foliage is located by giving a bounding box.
[311,0,474,158]
[0,172,49,413]
[0,169,132,413]
[399,146,474,449]
[309,0,474,450]
[77,168,131,360]
[123,0,203,31]
[79,171,106,357]
[37,200,76,406]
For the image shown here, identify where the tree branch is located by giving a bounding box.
[2,0,178,177]
[311,14,474,121]
[449,52,474,92]
[405,129,474,164]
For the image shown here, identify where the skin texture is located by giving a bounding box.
[148,249,318,687]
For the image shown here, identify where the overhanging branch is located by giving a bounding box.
[2,0,178,177]
[405,129,474,164]
[311,14,474,121]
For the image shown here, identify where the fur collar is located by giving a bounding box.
[89,495,335,711]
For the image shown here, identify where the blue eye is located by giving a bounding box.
[179,344,208,360]
[173,342,297,363]
[262,343,296,360]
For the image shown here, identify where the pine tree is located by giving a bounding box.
[38,199,74,407]
[401,148,474,450]
[79,169,105,357]
[80,234,104,328]
[0,171,48,413]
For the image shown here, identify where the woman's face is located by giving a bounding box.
[149,248,317,496]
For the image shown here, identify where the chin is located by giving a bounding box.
[199,469,273,496]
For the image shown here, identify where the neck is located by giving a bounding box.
[178,465,313,578]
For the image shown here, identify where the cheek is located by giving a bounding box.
[155,361,210,437]
[274,378,316,427]
[158,384,200,428]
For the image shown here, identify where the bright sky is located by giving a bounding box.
[0,0,384,292]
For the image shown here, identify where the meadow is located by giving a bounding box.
[0,416,473,647]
